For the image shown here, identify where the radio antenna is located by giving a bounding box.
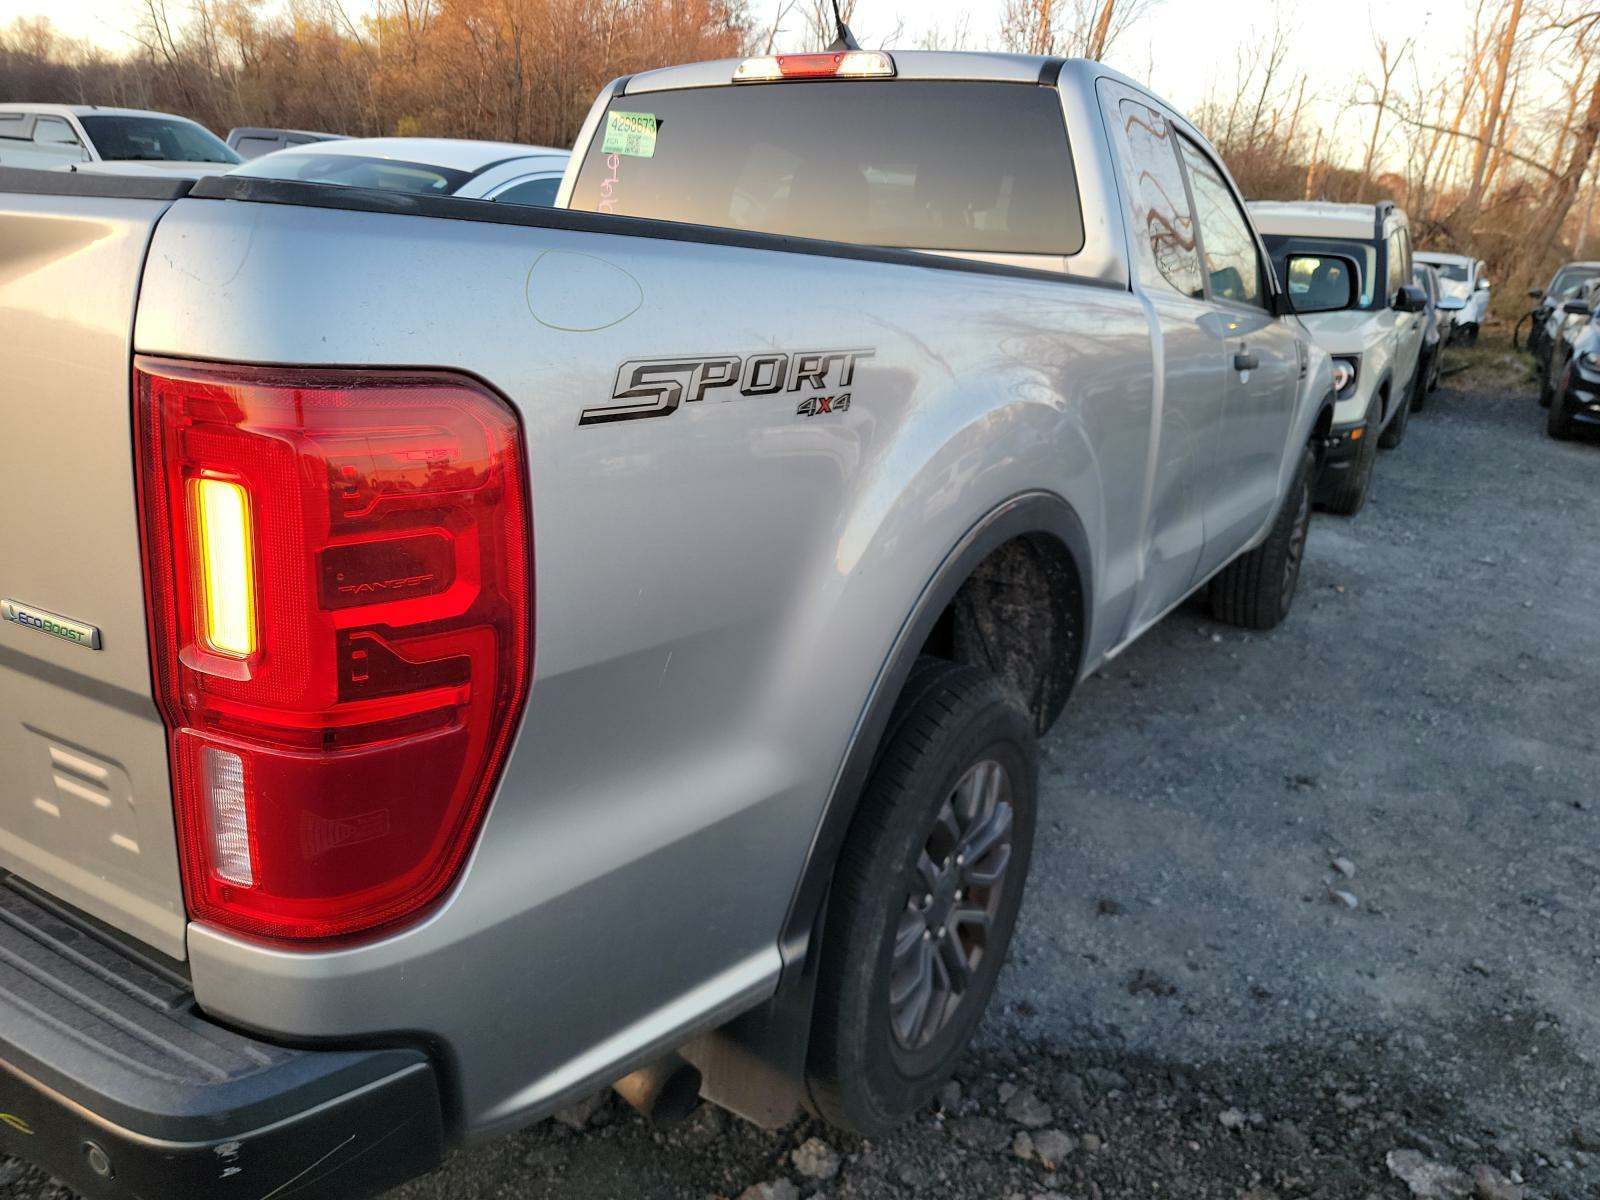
[827,0,861,50]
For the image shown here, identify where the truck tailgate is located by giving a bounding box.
[0,185,186,959]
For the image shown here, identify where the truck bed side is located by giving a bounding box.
[130,182,1154,1130]
[0,184,187,959]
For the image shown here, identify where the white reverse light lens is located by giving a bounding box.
[191,476,257,657]
[836,51,895,77]
[202,746,253,886]
[733,56,783,82]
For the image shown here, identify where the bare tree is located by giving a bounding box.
[1000,0,1160,61]
[1355,34,1411,201]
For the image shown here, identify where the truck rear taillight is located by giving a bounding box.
[134,359,531,944]
[733,51,895,82]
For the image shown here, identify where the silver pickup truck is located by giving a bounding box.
[0,51,1356,1200]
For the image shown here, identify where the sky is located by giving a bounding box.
[0,0,1498,168]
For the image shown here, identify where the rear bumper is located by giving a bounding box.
[0,877,443,1200]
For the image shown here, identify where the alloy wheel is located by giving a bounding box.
[888,759,1015,1051]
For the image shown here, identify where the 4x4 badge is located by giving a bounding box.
[1,599,102,650]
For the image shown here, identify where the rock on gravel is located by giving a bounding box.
[1471,1163,1523,1200]
[1085,1067,1129,1092]
[936,1079,963,1112]
[553,1090,609,1131]
[736,1181,799,1200]
[1386,1148,1472,1197]
[949,1115,1009,1151]
[1004,1088,1053,1128]
[790,1137,840,1181]
[1573,1122,1600,1152]
[1031,1129,1077,1168]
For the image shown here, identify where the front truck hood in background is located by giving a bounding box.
[0,189,189,960]
[1297,310,1387,356]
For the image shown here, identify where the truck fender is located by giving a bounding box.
[685,492,1091,1126]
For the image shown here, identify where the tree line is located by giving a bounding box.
[3,0,1598,307]
[0,0,749,150]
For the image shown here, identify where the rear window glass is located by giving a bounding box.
[233,152,469,195]
[1549,265,1599,298]
[569,81,1084,255]
[78,115,240,164]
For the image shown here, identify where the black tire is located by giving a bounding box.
[1322,394,1380,517]
[1428,348,1441,393]
[1539,355,1557,408]
[1208,446,1313,631]
[1463,323,1480,347]
[1411,349,1431,412]
[1378,383,1409,449]
[1547,376,1576,440]
[807,658,1037,1135]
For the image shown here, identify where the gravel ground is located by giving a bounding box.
[6,352,1597,1200]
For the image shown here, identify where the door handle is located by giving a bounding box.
[1233,351,1260,372]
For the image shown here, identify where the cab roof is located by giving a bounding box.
[1247,200,1405,241]
[1414,250,1479,267]
[0,103,198,120]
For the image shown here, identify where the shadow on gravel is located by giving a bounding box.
[381,1024,1589,1200]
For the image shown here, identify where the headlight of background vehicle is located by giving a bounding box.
[1331,356,1359,398]
[1579,351,1600,371]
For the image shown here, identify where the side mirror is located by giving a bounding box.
[1563,300,1591,316]
[1529,288,1544,300]
[1393,283,1428,313]
[1276,251,1360,316]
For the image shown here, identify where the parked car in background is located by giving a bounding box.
[227,125,347,159]
[0,104,239,173]
[1415,250,1490,344]
[1251,199,1428,515]
[1539,277,1600,438]
[1526,259,1600,369]
[0,51,1359,1200]
[235,136,570,204]
[1410,261,1444,409]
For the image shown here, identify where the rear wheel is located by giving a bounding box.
[1209,446,1313,630]
[807,658,1037,1135]
[1547,371,1576,440]
[1322,394,1380,517]
[1410,349,1431,412]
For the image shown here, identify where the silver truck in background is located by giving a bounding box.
[0,52,1355,1200]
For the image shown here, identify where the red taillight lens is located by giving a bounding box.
[777,52,848,78]
[134,359,531,944]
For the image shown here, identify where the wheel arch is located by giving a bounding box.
[685,492,1091,1124]
[780,490,1091,971]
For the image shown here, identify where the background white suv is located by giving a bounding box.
[1251,200,1428,516]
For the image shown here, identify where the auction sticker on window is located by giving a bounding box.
[602,112,657,158]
